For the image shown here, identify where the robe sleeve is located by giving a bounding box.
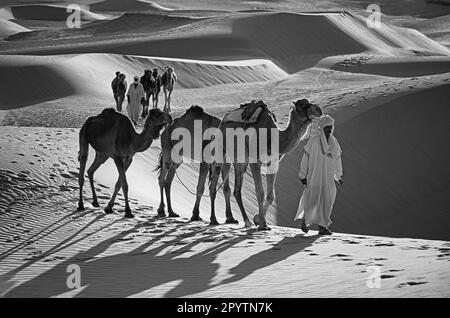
[299,152,309,179]
[299,137,313,179]
[334,139,343,181]
[126,84,131,98]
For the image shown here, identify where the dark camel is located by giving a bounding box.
[77,108,172,218]
[156,105,236,223]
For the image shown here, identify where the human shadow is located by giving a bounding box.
[5,221,248,298]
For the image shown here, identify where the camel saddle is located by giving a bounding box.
[222,100,269,124]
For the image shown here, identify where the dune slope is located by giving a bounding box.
[2,12,449,73]
[275,84,450,241]
[0,18,29,38]
[0,53,287,110]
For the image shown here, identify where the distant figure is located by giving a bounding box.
[111,71,121,110]
[116,74,127,112]
[140,69,152,118]
[295,115,343,235]
[161,66,177,113]
[149,68,162,109]
[126,76,145,125]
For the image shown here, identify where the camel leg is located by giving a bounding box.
[105,157,132,216]
[167,89,172,112]
[163,87,168,112]
[250,163,269,231]
[208,164,221,225]
[87,152,108,208]
[155,91,159,108]
[222,163,238,224]
[77,151,88,211]
[164,167,179,217]
[233,163,251,228]
[157,162,167,216]
[191,162,208,221]
[105,175,122,214]
[118,157,133,218]
[263,173,276,213]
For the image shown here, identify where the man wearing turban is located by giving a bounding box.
[295,115,343,235]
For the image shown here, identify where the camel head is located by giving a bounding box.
[292,99,322,122]
[143,108,173,138]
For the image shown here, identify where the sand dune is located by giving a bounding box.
[0,18,29,38]
[0,125,449,297]
[408,14,450,47]
[275,84,450,241]
[0,0,449,298]
[90,0,173,12]
[7,13,204,41]
[2,12,449,74]
[0,53,287,110]
[323,55,450,77]
[7,4,107,22]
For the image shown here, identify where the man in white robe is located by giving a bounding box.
[295,115,343,235]
[126,76,145,125]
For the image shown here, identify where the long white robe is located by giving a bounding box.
[295,133,343,228]
[126,83,145,123]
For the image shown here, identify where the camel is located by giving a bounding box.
[156,105,237,223]
[77,107,172,218]
[208,99,323,230]
[161,66,177,113]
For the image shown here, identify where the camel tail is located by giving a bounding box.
[78,120,89,162]
[154,152,163,176]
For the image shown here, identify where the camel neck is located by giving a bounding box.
[279,114,309,155]
[133,123,161,153]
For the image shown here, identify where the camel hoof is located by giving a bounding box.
[225,218,239,224]
[257,225,271,231]
[157,206,165,215]
[244,221,253,228]
[168,212,179,218]
[124,212,135,219]
[92,201,100,208]
[77,205,85,211]
[209,219,219,226]
[190,215,202,221]
[104,206,114,214]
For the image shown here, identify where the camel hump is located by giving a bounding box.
[241,100,269,122]
[101,107,117,116]
[186,105,204,115]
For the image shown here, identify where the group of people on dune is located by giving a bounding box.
[111,66,177,125]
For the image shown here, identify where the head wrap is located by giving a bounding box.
[318,115,334,130]
[318,115,341,159]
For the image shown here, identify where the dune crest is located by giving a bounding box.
[7,4,107,22]
[0,18,29,38]
[90,0,173,12]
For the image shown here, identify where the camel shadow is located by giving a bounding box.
[213,234,319,289]
[4,222,248,298]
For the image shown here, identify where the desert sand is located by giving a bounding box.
[0,0,449,298]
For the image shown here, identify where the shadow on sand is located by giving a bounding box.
[4,219,319,297]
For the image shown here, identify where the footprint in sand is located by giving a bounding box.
[330,254,350,258]
[387,269,404,273]
[397,281,427,288]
